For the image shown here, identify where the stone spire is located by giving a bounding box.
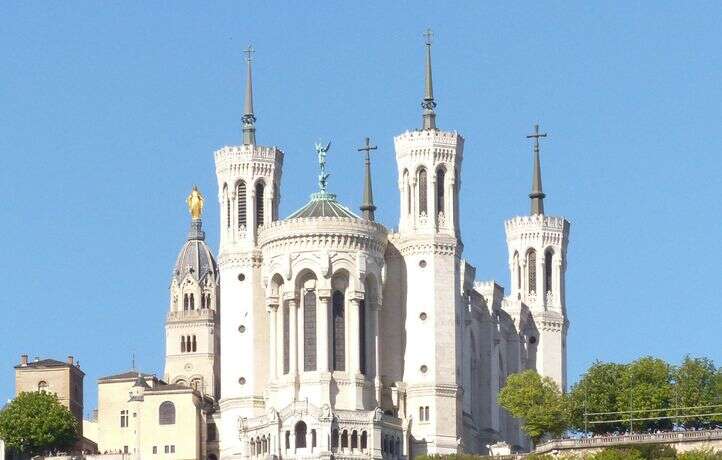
[526,124,548,215]
[421,28,437,130]
[358,137,377,220]
[241,45,256,145]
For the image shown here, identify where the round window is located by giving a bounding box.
[419,312,427,321]
[419,260,427,268]
[238,273,246,281]
[529,336,537,345]
[238,377,246,385]
[420,365,428,374]
[238,325,246,334]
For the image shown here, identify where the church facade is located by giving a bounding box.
[160,37,570,460]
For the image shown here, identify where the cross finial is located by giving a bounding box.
[526,124,547,153]
[243,44,255,63]
[358,137,378,220]
[424,28,433,46]
[357,137,377,160]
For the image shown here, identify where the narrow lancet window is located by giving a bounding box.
[237,181,247,228]
[418,168,428,215]
[545,249,553,294]
[255,182,265,228]
[303,290,317,371]
[436,167,445,214]
[332,290,345,371]
[283,303,290,374]
[359,300,366,375]
[527,249,537,294]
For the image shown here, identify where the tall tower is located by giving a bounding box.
[215,46,283,458]
[165,186,220,398]
[504,125,570,391]
[393,30,465,455]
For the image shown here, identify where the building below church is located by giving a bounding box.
[7,35,570,460]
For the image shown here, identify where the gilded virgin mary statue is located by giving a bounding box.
[187,186,204,220]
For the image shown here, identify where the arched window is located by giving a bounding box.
[360,431,367,450]
[285,431,290,450]
[436,167,445,214]
[201,294,206,309]
[341,430,348,449]
[189,293,195,310]
[418,168,428,215]
[37,381,48,392]
[351,430,358,449]
[303,289,317,371]
[544,249,554,294]
[359,300,366,375]
[181,336,186,353]
[183,294,188,310]
[527,249,537,294]
[158,401,175,425]
[295,421,307,448]
[237,181,247,228]
[192,335,197,352]
[332,290,345,371]
[206,294,211,309]
[255,182,265,228]
[311,429,317,448]
[256,438,262,454]
[331,429,339,449]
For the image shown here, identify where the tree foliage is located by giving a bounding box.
[497,369,568,443]
[674,356,721,428]
[569,361,627,433]
[619,357,674,431]
[0,391,78,456]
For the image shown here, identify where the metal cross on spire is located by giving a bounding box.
[421,28,437,130]
[526,124,548,215]
[423,28,433,46]
[357,137,377,221]
[243,44,255,63]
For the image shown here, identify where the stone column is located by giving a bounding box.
[348,299,361,375]
[249,190,257,244]
[289,298,298,375]
[268,303,278,380]
[317,291,331,372]
[374,303,382,405]
[430,175,438,231]
[536,250,544,306]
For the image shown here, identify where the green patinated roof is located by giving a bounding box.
[287,192,359,219]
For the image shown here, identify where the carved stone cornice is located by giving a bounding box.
[218,250,263,269]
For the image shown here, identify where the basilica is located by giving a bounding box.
[80,36,570,460]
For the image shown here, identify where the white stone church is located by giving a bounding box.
[77,36,570,460]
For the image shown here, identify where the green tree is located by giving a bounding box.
[569,361,627,434]
[497,370,568,444]
[677,449,722,460]
[0,391,78,457]
[674,356,720,428]
[618,357,674,432]
[590,448,644,460]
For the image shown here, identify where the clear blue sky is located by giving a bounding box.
[1,3,720,415]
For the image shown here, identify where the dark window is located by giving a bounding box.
[436,167,445,214]
[183,294,189,310]
[527,250,537,294]
[208,455,218,460]
[152,446,157,454]
[192,335,197,352]
[360,431,367,450]
[285,431,290,449]
[124,446,129,454]
[544,249,553,294]
[311,429,317,448]
[255,182,265,228]
[303,290,317,371]
[331,429,339,448]
[170,445,175,453]
[190,293,195,310]
[237,181,247,228]
[332,290,345,371]
[425,406,430,421]
[207,423,217,441]
[120,410,128,427]
[359,300,366,374]
[164,445,169,454]
[283,304,290,374]
[226,195,230,229]
[295,421,307,448]
[351,431,358,449]
[418,168,428,215]
[181,336,186,353]
[341,430,348,449]
[158,401,175,425]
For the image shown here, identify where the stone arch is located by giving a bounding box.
[543,247,555,295]
[525,248,537,294]
[254,179,265,229]
[435,164,447,216]
[235,179,247,229]
[295,420,307,448]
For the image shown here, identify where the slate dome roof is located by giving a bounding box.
[287,192,359,219]
[173,219,218,283]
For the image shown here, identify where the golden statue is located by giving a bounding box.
[187,185,204,220]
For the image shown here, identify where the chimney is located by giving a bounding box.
[20,354,28,366]
[67,356,74,366]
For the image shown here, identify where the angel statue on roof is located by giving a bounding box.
[315,141,332,192]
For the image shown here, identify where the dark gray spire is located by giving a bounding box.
[421,28,437,130]
[241,45,256,145]
[526,124,548,215]
[358,137,377,220]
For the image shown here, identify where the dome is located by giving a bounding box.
[173,219,218,283]
[287,192,359,219]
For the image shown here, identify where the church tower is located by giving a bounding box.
[393,31,465,455]
[215,46,283,457]
[504,125,570,391]
[165,186,220,398]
